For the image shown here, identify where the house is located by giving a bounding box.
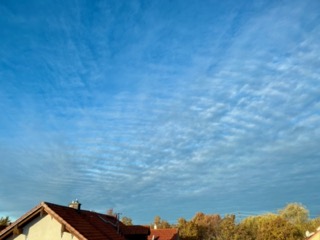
[306,227,320,240]
[0,201,150,240]
[147,228,178,240]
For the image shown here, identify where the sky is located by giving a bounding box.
[0,0,320,224]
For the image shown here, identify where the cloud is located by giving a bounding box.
[1,0,320,223]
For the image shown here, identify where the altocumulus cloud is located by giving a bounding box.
[0,0,320,223]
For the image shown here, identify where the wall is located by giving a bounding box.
[309,232,320,240]
[6,214,78,240]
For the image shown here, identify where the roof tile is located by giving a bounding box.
[148,229,179,240]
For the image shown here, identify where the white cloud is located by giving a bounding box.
[1,0,320,223]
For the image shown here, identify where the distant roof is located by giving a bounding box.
[148,229,179,240]
[0,202,150,240]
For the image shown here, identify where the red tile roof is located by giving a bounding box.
[122,225,150,235]
[148,229,179,240]
[0,202,149,240]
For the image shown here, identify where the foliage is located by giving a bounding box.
[2,202,319,240]
[305,217,320,233]
[0,216,10,226]
[0,216,10,231]
[111,202,316,240]
[215,214,236,240]
[106,209,132,225]
[255,214,303,240]
[278,202,309,225]
[177,217,199,240]
[192,212,220,240]
[121,216,133,225]
[153,215,171,229]
[235,216,259,240]
[175,202,315,240]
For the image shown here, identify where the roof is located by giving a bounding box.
[0,202,149,240]
[147,229,179,240]
[122,225,150,235]
[306,229,320,240]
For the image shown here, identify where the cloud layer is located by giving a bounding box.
[0,0,320,223]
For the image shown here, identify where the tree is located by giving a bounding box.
[192,212,221,240]
[121,216,133,226]
[255,214,303,240]
[215,214,236,240]
[177,217,198,240]
[234,216,258,240]
[152,216,171,229]
[278,203,309,225]
[0,216,10,231]
[304,217,320,233]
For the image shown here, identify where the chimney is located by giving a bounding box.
[69,200,81,211]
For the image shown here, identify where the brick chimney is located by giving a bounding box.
[69,200,81,211]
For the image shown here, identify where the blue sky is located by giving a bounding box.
[0,0,320,224]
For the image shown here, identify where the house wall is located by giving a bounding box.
[6,214,78,240]
[309,232,320,240]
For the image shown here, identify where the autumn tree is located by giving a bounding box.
[304,217,320,234]
[215,214,237,240]
[177,217,198,240]
[172,202,317,240]
[278,203,309,225]
[121,216,133,225]
[153,216,171,229]
[234,216,258,240]
[255,214,303,240]
[192,212,220,240]
[278,202,310,235]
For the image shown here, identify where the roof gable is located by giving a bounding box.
[0,202,149,240]
[44,202,124,240]
[0,202,45,239]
